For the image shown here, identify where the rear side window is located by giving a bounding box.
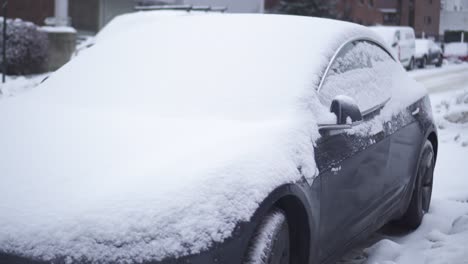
[319,41,398,113]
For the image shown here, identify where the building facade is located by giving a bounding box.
[6,0,264,33]
[335,0,441,38]
[440,0,468,34]
[6,0,53,25]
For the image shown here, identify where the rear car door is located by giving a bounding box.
[315,40,404,260]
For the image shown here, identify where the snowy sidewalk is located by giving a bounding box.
[409,63,468,94]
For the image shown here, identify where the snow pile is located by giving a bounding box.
[40,26,77,34]
[444,42,468,58]
[433,89,468,147]
[369,26,398,46]
[363,201,468,264]
[0,14,386,263]
[0,74,49,97]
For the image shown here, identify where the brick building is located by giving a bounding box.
[6,0,54,25]
[336,0,441,38]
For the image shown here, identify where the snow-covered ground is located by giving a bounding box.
[1,63,467,264]
[0,73,49,97]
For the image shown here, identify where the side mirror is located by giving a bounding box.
[330,95,363,125]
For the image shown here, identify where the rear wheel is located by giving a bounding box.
[244,209,290,264]
[406,57,415,71]
[399,140,435,229]
[419,56,427,68]
[436,55,443,67]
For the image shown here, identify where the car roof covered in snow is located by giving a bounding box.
[37,14,384,120]
[0,14,391,264]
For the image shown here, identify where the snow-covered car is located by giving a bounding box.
[415,39,443,68]
[444,42,468,62]
[369,26,416,70]
[0,14,438,264]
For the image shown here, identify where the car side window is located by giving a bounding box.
[319,41,396,114]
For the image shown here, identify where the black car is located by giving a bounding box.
[0,14,437,264]
[415,39,443,68]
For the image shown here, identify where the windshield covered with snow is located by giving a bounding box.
[37,14,343,121]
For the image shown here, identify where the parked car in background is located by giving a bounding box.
[370,26,416,70]
[444,42,468,62]
[415,39,443,68]
[0,15,437,264]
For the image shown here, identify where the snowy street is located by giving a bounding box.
[340,63,468,264]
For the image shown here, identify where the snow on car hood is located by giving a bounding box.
[0,103,315,263]
[0,14,380,263]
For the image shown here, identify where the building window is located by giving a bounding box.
[425,16,432,25]
[383,13,397,24]
[369,0,374,7]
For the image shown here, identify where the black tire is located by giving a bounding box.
[244,209,290,264]
[406,57,415,71]
[419,56,427,68]
[436,55,443,67]
[399,140,435,229]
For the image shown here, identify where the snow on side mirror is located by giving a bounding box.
[330,95,363,125]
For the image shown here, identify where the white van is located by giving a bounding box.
[369,26,416,70]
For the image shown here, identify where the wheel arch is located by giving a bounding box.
[275,194,311,264]
[242,182,316,264]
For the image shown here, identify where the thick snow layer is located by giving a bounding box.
[368,26,398,46]
[0,14,426,263]
[40,26,77,34]
[0,74,49,97]
[444,42,468,57]
[96,10,210,43]
[245,210,286,264]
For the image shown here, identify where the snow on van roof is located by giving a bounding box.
[0,14,381,263]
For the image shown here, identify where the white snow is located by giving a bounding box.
[369,26,398,46]
[40,26,77,34]
[415,39,431,58]
[0,74,49,97]
[444,42,468,58]
[245,210,286,264]
[95,10,210,44]
[0,14,395,263]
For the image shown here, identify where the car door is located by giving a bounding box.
[315,40,404,260]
